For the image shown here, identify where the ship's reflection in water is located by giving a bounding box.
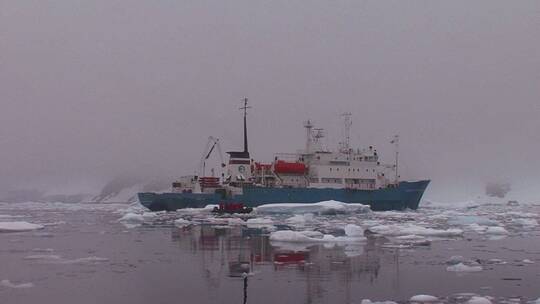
[170,225,401,303]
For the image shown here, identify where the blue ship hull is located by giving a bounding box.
[138,180,430,212]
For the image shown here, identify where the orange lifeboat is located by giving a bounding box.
[274,160,307,174]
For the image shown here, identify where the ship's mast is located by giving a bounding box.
[392,135,400,184]
[339,112,352,154]
[304,120,313,154]
[240,98,251,153]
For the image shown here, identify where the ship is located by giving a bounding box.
[138,99,429,212]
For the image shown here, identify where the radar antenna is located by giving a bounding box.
[339,112,352,154]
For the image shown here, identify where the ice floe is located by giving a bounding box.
[24,254,108,264]
[0,279,34,289]
[0,221,44,232]
[484,226,509,235]
[447,216,498,227]
[369,224,463,237]
[361,299,397,304]
[446,262,483,272]
[410,295,439,302]
[256,200,370,215]
[467,296,492,304]
[174,218,191,227]
[269,230,366,243]
[344,224,364,237]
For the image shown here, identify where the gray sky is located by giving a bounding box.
[1,1,539,201]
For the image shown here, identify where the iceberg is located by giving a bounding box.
[485,226,509,235]
[446,262,483,272]
[361,300,397,304]
[410,295,439,302]
[0,280,34,289]
[467,296,492,304]
[0,221,44,232]
[174,218,191,227]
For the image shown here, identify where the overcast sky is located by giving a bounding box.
[1,1,539,201]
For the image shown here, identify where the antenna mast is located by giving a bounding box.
[240,98,251,153]
[392,135,400,184]
[340,112,352,154]
[304,120,313,154]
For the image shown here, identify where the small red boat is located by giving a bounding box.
[212,202,253,214]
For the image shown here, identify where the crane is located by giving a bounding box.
[199,136,226,177]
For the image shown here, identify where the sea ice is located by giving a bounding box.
[269,230,321,243]
[118,213,144,223]
[410,295,439,302]
[522,259,535,264]
[286,214,314,224]
[174,218,191,227]
[0,221,44,232]
[361,299,397,304]
[269,230,366,243]
[256,200,370,215]
[467,296,492,304]
[447,216,498,227]
[24,254,62,261]
[369,224,463,237]
[344,224,364,237]
[0,279,34,289]
[484,226,509,235]
[446,262,483,272]
[446,255,466,265]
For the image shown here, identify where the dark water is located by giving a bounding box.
[1,202,539,304]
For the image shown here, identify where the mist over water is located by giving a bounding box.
[1,1,540,203]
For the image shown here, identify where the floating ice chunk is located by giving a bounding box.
[320,234,367,242]
[269,230,320,242]
[286,214,314,224]
[299,230,324,238]
[395,235,425,241]
[448,216,498,227]
[522,259,535,264]
[446,255,466,265]
[410,295,439,302]
[467,296,492,304]
[361,299,397,304]
[446,262,483,272]
[24,254,62,261]
[468,224,488,232]
[369,224,463,237]
[486,259,507,265]
[61,256,109,264]
[531,298,540,304]
[142,212,159,220]
[269,230,365,243]
[256,200,370,215]
[0,221,44,232]
[31,248,54,253]
[118,213,144,223]
[0,279,34,288]
[485,226,509,235]
[246,218,274,225]
[174,218,191,227]
[344,224,364,237]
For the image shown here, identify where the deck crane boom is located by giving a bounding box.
[199,136,226,177]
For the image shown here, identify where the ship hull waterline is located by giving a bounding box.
[138,180,430,212]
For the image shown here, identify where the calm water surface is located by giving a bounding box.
[1,202,539,304]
